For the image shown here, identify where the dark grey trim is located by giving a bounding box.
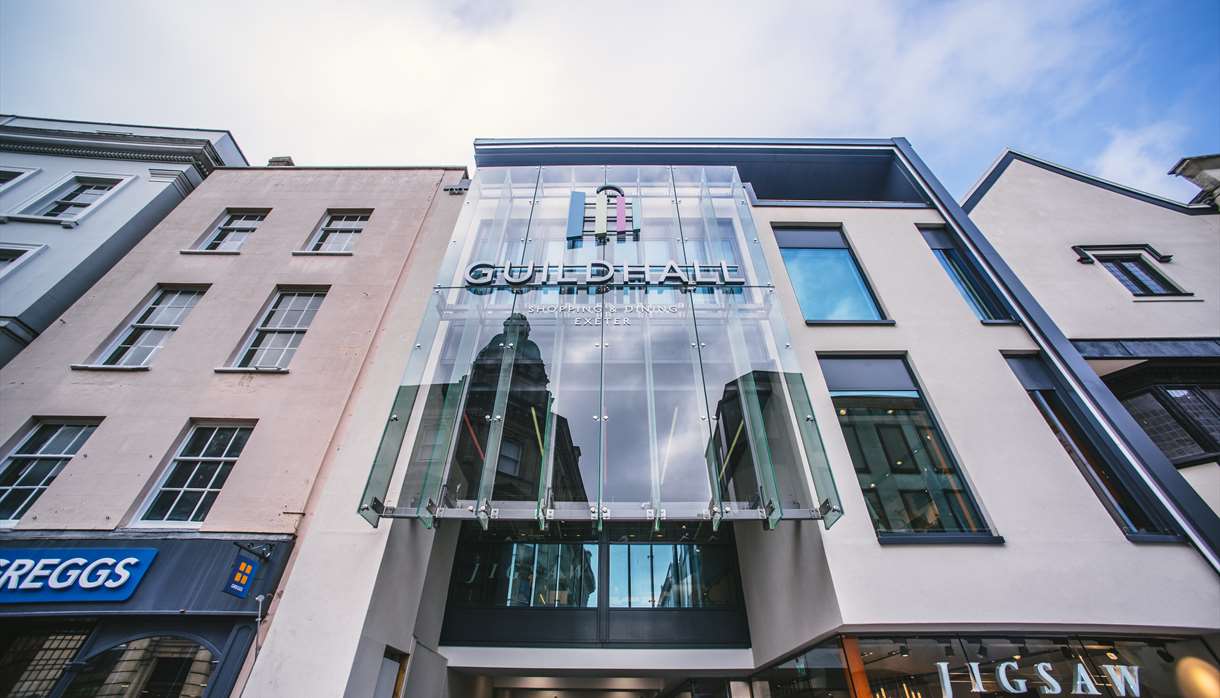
[744,182,930,208]
[217,165,468,173]
[980,319,1021,326]
[876,532,1005,545]
[963,150,1216,216]
[1073,338,1220,359]
[896,138,1220,568]
[1125,532,1185,544]
[1072,243,1174,264]
[805,320,896,326]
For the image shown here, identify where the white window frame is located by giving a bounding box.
[130,421,255,529]
[82,285,207,369]
[224,287,328,372]
[0,166,39,196]
[3,171,135,228]
[297,209,372,254]
[0,242,47,283]
[0,419,101,527]
[187,208,270,254]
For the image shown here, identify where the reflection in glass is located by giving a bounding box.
[831,392,986,533]
[448,523,598,609]
[780,247,882,321]
[607,541,738,609]
[62,637,214,698]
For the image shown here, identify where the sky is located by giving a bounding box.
[1,0,1217,202]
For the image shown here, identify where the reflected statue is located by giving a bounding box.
[446,313,589,505]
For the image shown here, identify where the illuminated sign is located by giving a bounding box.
[0,548,157,604]
[935,660,1142,697]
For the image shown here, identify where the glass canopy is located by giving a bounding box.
[359,165,842,530]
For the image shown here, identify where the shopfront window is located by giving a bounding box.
[753,635,1220,698]
[62,636,214,698]
[0,621,93,697]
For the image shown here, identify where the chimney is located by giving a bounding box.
[267,156,295,167]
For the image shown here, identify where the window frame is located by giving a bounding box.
[225,286,329,372]
[773,225,890,325]
[297,209,372,255]
[0,242,46,282]
[130,420,256,528]
[0,166,39,195]
[1121,384,1220,467]
[84,285,208,369]
[189,208,270,253]
[919,225,1014,322]
[819,354,998,542]
[1095,253,1187,297]
[4,172,134,228]
[0,419,101,526]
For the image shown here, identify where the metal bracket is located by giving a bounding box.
[233,541,275,562]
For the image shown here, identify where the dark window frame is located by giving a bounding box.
[1107,362,1220,468]
[1095,254,1187,297]
[773,225,890,325]
[919,226,1014,322]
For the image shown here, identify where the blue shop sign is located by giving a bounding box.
[0,548,157,604]
[223,553,259,599]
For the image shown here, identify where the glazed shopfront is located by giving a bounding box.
[0,536,291,697]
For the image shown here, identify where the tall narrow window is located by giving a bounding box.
[98,287,204,367]
[1097,255,1179,296]
[919,227,1011,321]
[0,248,27,273]
[1006,355,1174,535]
[197,210,267,251]
[775,227,884,322]
[0,422,97,521]
[140,423,253,523]
[233,289,326,369]
[819,356,989,536]
[23,177,120,220]
[303,210,371,253]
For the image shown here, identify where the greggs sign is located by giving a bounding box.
[0,548,157,603]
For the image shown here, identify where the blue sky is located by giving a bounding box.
[1,0,1216,201]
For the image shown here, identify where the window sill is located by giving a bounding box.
[876,532,1005,545]
[291,250,353,256]
[180,249,240,255]
[1132,296,1201,303]
[214,366,290,374]
[1123,531,1184,544]
[804,319,896,326]
[0,214,79,228]
[70,363,150,372]
[980,318,1020,326]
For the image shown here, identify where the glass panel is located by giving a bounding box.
[934,248,1008,321]
[496,288,602,521]
[0,622,94,698]
[1165,388,1220,443]
[445,523,598,609]
[602,285,711,519]
[1120,259,1172,294]
[754,639,852,698]
[832,391,987,533]
[779,247,882,321]
[1075,636,1220,698]
[1122,392,1205,461]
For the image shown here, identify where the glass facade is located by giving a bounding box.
[754,635,1220,698]
[361,165,841,530]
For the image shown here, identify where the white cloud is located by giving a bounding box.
[1090,122,1200,201]
[0,0,1193,197]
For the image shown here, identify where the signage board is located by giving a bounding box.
[223,553,259,599]
[0,548,157,604]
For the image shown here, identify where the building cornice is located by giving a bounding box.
[0,125,228,179]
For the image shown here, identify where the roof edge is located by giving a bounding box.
[962,149,1215,216]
